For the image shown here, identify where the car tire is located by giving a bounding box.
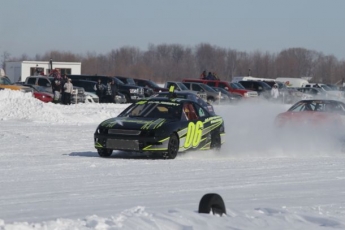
[198,193,226,216]
[163,133,179,159]
[207,97,215,104]
[210,130,221,150]
[124,94,131,103]
[97,148,113,157]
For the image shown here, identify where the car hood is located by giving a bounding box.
[99,117,169,130]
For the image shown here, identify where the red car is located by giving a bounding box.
[275,99,345,128]
[24,84,53,103]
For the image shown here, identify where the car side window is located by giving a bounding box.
[193,103,208,118]
[38,78,50,87]
[27,78,36,84]
[182,102,199,120]
[192,84,202,91]
[207,82,216,87]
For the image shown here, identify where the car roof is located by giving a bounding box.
[142,96,192,104]
[298,99,343,103]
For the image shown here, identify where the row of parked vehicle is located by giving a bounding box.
[4,72,342,105]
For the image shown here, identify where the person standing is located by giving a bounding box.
[110,79,118,103]
[105,80,113,103]
[271,83,279,102]
[51,75,62,103]
[63,78,73,105]
[61,74,68,104]
[94,79,104,102]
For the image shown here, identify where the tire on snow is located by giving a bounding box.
[163,133,179,159]
[210,130,221,150]
[198,193,226,216]
[97,148,113,157]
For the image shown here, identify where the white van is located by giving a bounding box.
[276,78,309,87]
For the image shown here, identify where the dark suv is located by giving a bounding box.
[134,78,168,93]
[67,75,144,102]
[238,80,272,99]
[116,76,154,97]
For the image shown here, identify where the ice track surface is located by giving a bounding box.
[1,90,345,229]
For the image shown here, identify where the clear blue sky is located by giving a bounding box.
[1,0,345,60]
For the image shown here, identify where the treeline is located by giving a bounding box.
[4,43,345,84]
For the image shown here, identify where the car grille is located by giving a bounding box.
[106,139,139,150]
[138,87,144,95]
[197,92,207,102]
[108,129,141,135]
[248,92,258,97]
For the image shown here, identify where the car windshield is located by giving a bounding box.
[230,82,245,89]
[200,84,217,92]
[145,80,159,88]
[0,77,13,85]
[125,78,136,85]
[119,100,182,119]
[114,78,124,85]
[288,100,345,113]
[176,82,188,90]
[260,81,272,90]
[320,85,333,91]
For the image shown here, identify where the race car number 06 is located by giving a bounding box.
[184,121,203,148]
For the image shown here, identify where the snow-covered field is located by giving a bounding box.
[1,89,345,230]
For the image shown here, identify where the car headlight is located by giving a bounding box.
[130,89,138,94]
[244,92,249,97]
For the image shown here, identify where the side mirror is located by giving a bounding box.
[47,83,51,87]
[224,87,229,90]
[258,86,263,90]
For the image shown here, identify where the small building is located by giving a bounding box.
[5,61,81,83]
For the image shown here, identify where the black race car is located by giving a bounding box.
[94,96,225,159]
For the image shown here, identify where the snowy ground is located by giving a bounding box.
[1,89,345,230]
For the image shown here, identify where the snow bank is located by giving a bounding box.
[0,89,129,124]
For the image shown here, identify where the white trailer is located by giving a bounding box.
[5,61,81,83]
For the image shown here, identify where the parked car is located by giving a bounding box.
[182,78,258,98]
[303,83,345,100]
[116,76,154,98]
[72,79,126,103]
[71,79,101,103]
[211,87,242,103]
[22,84,53,103]
[134,78,168,93]
[25,76,52,92]
[164,81,208,102]
[182,82,226,103]
[0,76,34,94]
[238,80,272,99]
[296,87,328,99]
[67,75,144,102]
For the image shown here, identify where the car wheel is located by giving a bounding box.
[198,193,226,216]
[163,133,179,159]
[207,97,215,104]
[124,94,131,103]
[210,130,221,150]
[97,148,113,157]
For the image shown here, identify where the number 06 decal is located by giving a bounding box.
[184,121,203,148]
